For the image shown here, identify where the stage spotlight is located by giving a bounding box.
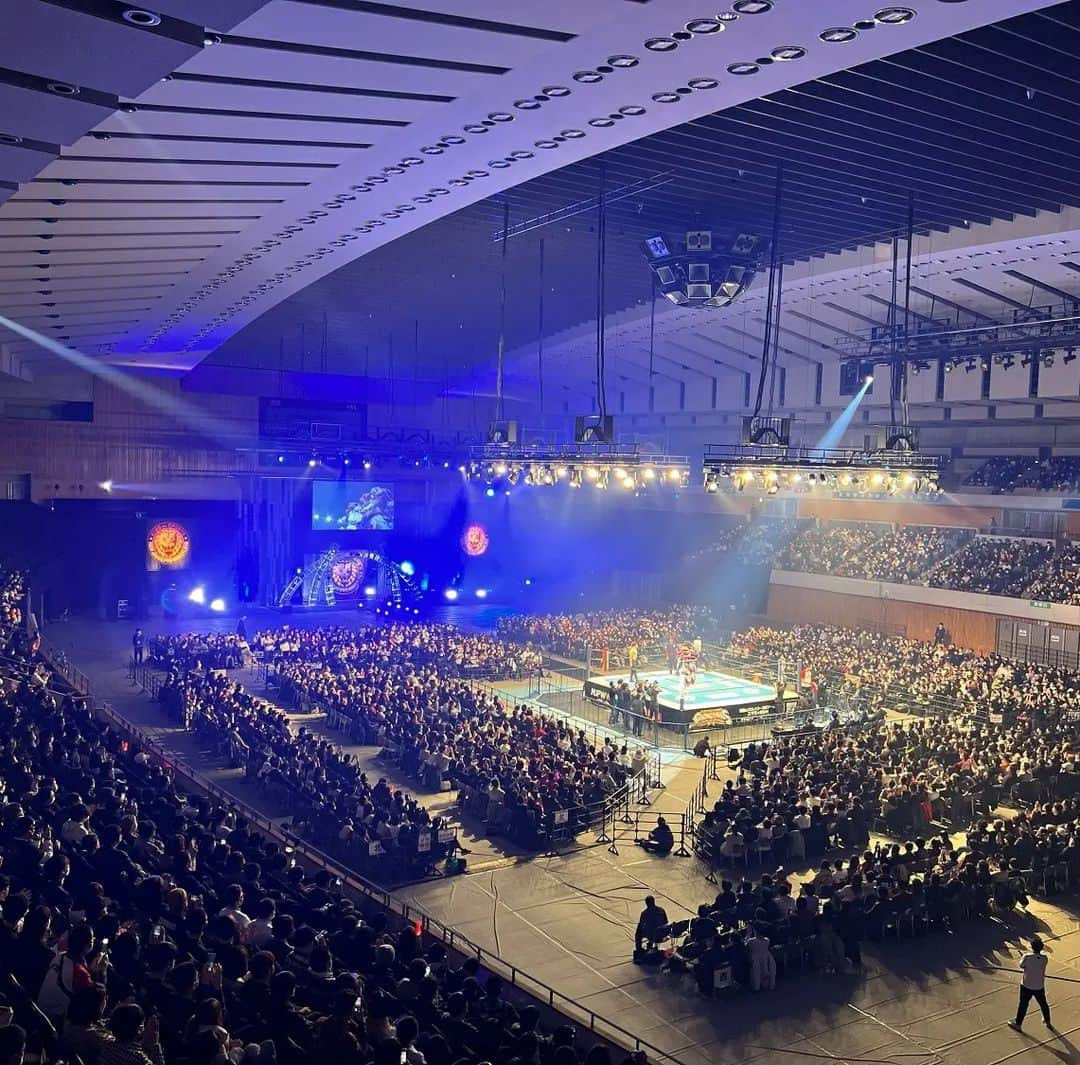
[864,374,874,385]
[307,457,317,468]
[569,469,583,488]
[188,586,206,605]
[343,456,351,466]
[399,560,415,576]
[444,588,459,601]
[667,468,681,482]
[585,466,600,481]
[493,461,508,475]
[524,578,532,586]
[98,480,114,493]
[364,586,377,597]
[475,588,488,599]
[363,460,373,470]
[643,466,656,481]
[209,597,226,612]
[484,487,496,498]
[276,455,285,464]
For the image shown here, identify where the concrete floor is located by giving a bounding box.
[46,612,1080,1065]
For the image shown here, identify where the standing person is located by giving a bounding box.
[1009,936,1053,1031]
[627,642,639,682]
[132,628,145,665]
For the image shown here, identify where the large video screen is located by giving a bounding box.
[312,481,394,531]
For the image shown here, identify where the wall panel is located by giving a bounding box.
[766,583,1000,652]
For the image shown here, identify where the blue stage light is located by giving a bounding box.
[399,560,415,576]
[209,597,226,612]
[444,588,459,601]
[364,586,376,597]
[484,487,495,498]
[188,586,206,605]
[475,588,488,599]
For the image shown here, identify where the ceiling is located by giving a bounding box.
[201,0,1080,415]
[0,0,1057,378]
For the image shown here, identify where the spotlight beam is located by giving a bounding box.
[0,314,240,445]
[816,377,872,452]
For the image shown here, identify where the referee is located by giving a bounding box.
[1008,936,1053,1032]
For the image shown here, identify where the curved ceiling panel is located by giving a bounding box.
[0,0,1059,374]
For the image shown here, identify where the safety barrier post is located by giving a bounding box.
[675,811,691,857]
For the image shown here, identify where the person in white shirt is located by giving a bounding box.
[1009,936,1052,1031]
[218,884,251,933]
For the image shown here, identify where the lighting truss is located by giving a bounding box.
[463,443,691,491]
[702,443,941,497]
[837,312,1080,367]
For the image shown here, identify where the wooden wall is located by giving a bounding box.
[766,583,1000,653]
[795,498,1000,529]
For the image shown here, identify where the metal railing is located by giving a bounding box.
[40,646,691,1065]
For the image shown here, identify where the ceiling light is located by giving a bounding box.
[820,26,858,42]
[466,168,489,177]
[876,7,917,24]
[543,85,571,97]
[727,62,759,75]
[771,45,806,60]
[733,0,772,11]
[429,187,449,195]
[508,149,534,160]
[644,37,678,51]
[717,11,739,20]
[686,18,723,33]
[652,91,682,103]
[535,139,559,149]
[560,129,585,138]
[0,133,22,145]
[589,117,615,127]
[490,159,511,168]
[573,70,603,83]
[202,33,221,45]
[608,55,639,67]
[688,77,720,89]
[121,8,161,25]
[619,104,647,116]
[463,123,489,134]
[441,134,466,145]
[487,111,513,122]
[47,81,80,96]
[514,99,541,110]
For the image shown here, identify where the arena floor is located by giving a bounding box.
[49,613,1080,1065]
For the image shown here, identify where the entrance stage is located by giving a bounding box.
[583,668,794,730]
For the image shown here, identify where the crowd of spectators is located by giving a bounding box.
[965,456,1080,493]
[0,569,642,1065]
[928,537,1054,598]
[259,624,642,851]
[728,624,1080,725]
[779,523,972,584]
[154,622,633,858]
[1023,542,1080,606]
[495,606,715,662]
[668,691,1080,995]
[149,634,250,673]
[256,624,541,681]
